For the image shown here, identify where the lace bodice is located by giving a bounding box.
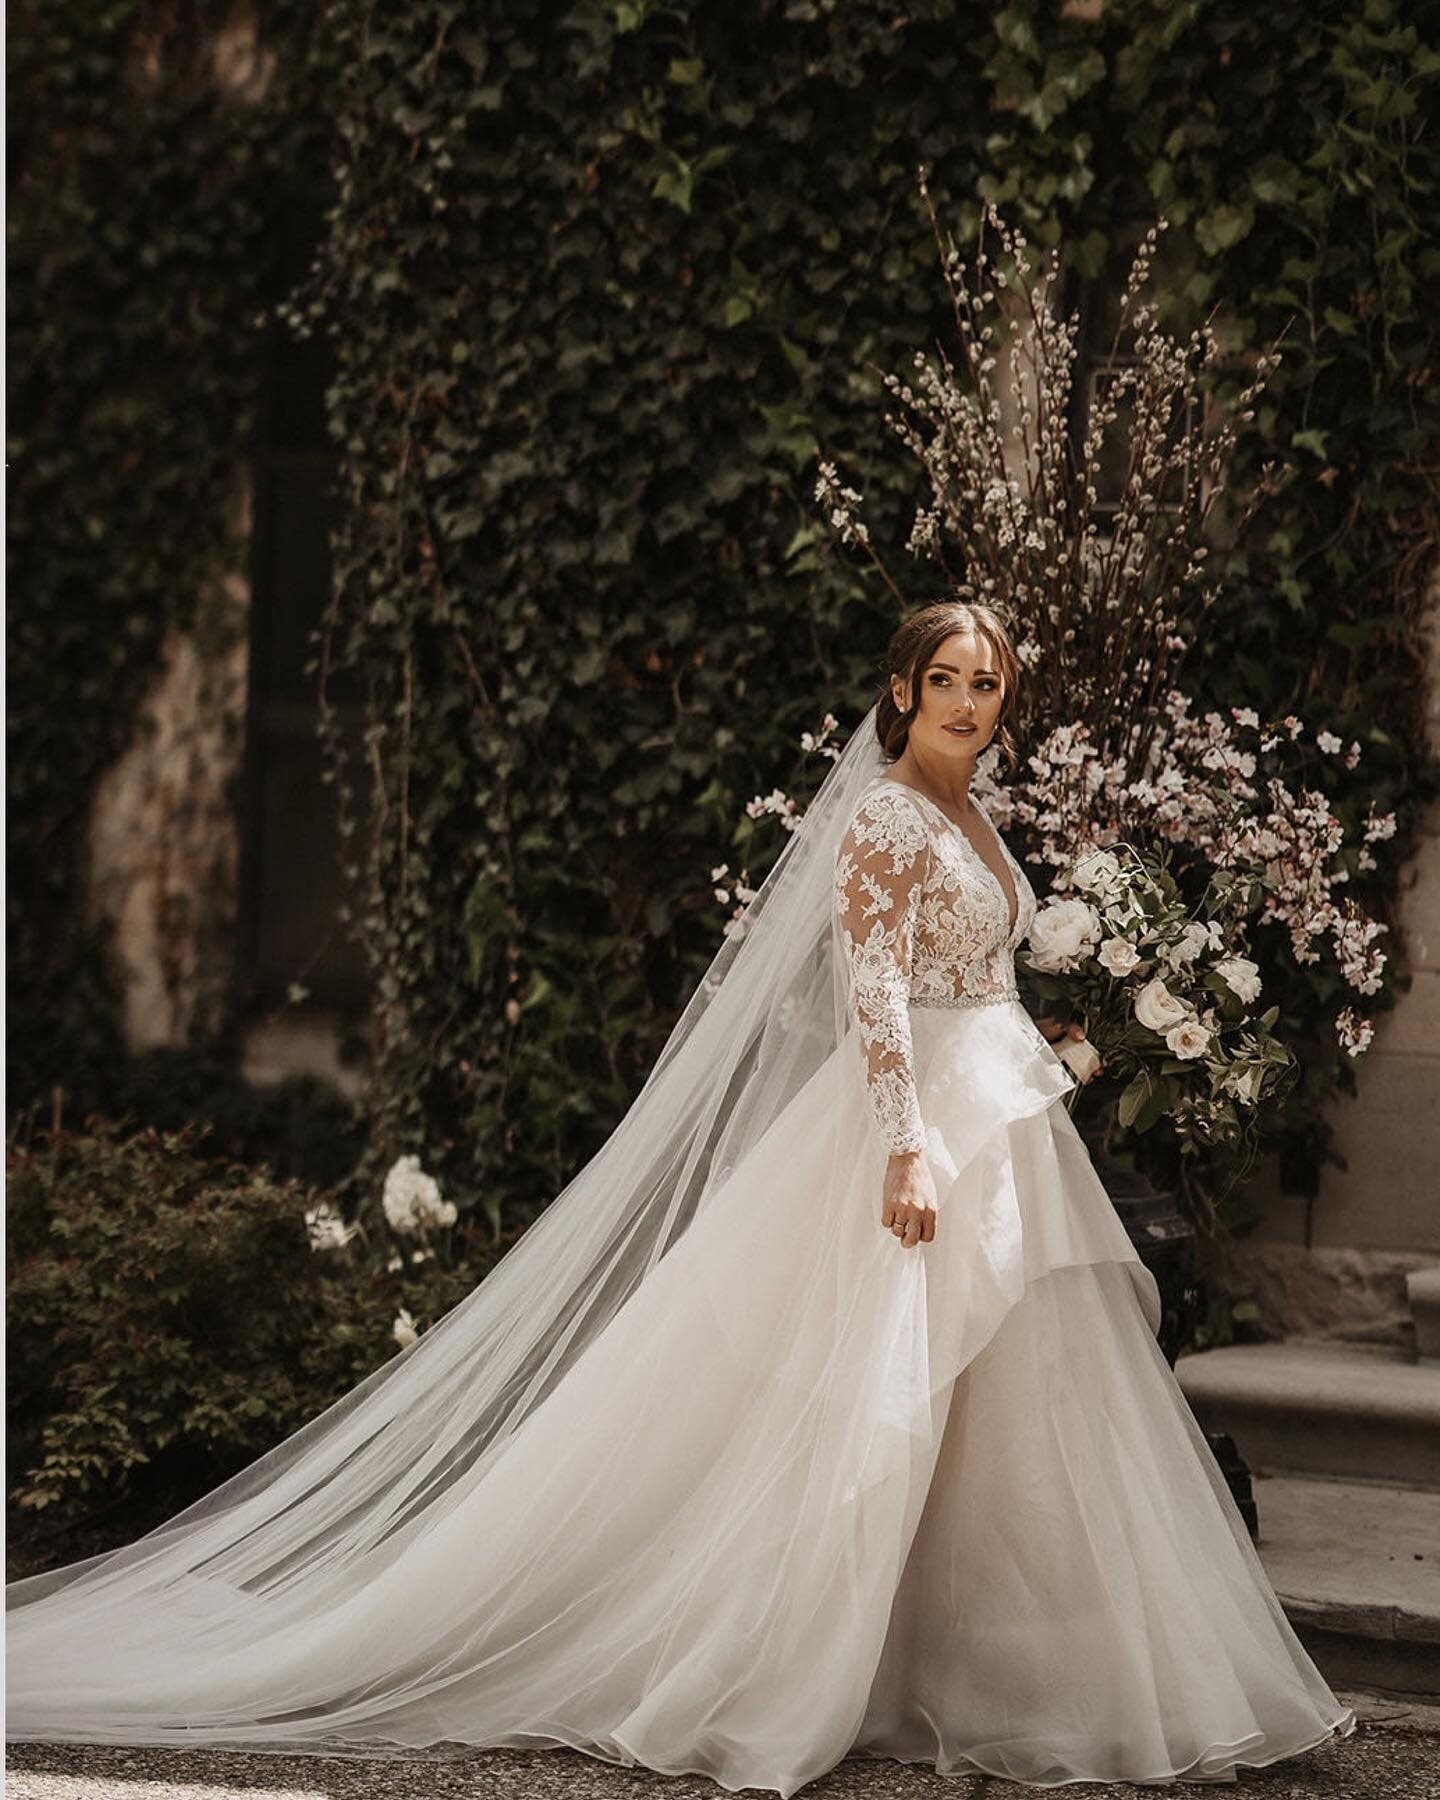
[833,777,1037,1154]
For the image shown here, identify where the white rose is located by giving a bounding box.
[1215,955,1263,1004]
[1097,937,1141,977]
[392,1307,419,1348]
[1134,976,1192,1033]
[1071,849,1126,904]
[1166,1017,1213,1060]
[382,1154,450,1235]
[1028,897,1104,973]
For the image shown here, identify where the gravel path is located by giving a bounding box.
[6,1694,1440,1800]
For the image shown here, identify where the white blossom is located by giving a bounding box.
[1134,976,1192,1033]
[382,1154,457,1236]
[1097,936,1141,976]
[1214,955,1263,1003]
[1028,897,1103,973]
[304,1201,360,1252]
[1165,1017,1213,1059]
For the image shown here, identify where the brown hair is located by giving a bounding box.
[873,599,1022,774]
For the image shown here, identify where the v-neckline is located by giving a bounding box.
[873,777,1021,942]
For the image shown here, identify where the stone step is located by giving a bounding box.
[1250,1472,1440,1700]
[1408,1265,1440,1363]
[1175,1340,1440,1488]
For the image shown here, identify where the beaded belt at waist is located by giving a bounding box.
[910,985,1020,1009]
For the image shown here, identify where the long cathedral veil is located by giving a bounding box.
[7,703,890,1630]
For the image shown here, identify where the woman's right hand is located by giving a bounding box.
[881,1149,938,1249]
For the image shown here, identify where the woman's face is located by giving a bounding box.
[890,630,1005,767]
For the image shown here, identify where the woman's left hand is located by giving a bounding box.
[1035,1016,1104,1084]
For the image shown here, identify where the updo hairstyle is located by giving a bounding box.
[873,599,1021,774]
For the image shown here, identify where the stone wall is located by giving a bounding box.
[84,476,251,1050]
[1224,566,1440,1341]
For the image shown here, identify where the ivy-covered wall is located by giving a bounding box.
[6,4,336,1124]
[9,1,1437,1250]
[306,0,1438,1227]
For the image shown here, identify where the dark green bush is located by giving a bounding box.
[6,1117,521,1575]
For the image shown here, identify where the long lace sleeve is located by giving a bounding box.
[833,788,931,1155]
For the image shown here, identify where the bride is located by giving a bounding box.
[7,599,1356,1792]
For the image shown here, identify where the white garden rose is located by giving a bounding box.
[1134,976,1192,1033]
[1027,897,1104,973]
[1071,849,1126,904]
[1097,937,1141,977]
[1214,955,1263,1004]
[382,1154,457,1235]
[1165,1017,1213,1060]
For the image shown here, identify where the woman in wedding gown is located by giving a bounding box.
[7,599,1356,1792]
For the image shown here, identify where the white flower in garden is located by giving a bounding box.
[386,1250,404,1272]
[304,1201,359,1252]
[392,1307,419,1348]
[1071,848,1126,904]
[1097,936,1141,976]
[1315,729,1342,754]
[1134,976,1192,1033]
[382,1154,457,1235]
[1165,1017,1212,1060]
[1214,955,1263,1004]
[1027,897,1103,972]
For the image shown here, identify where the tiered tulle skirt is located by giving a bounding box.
[6,1001,1356,1791]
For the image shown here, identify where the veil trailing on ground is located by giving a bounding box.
[7,705,891,1630]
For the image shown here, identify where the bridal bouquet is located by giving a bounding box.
[1019,841,1296,1179]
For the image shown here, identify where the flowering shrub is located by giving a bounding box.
[5,1122,521,1569]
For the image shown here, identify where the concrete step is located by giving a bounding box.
[1250,1472,1440,1700]
[1408,1265,1440,1363]
[1175,1340,1440,1488]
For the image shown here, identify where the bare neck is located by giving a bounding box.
[887,748,975,815]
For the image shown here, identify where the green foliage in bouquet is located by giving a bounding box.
[1021,841,1298,1205]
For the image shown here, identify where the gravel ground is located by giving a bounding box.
[6,1695,1440,1800]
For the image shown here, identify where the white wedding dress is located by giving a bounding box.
[6,772,1357,1792]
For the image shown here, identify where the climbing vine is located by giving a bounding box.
[303,0,1437,1229]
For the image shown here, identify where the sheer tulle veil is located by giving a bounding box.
[7,703,891,1629]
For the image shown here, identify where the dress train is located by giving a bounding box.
[7,1001,1356,1792]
